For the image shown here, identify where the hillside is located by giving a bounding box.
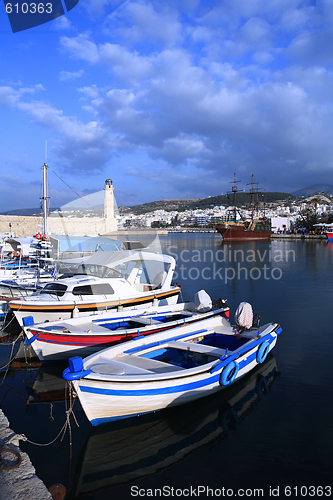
[119,192,296,215]
[292,184,333,196]
[0,207,42,216]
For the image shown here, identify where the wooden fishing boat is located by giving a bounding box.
[63,310,282,425]
[24,292,229,362]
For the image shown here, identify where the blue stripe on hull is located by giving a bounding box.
[79,350,259,397]
[80,372,221,396]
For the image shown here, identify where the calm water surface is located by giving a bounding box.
[1,234,333,499]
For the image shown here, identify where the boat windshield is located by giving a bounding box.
[39,283,68,297]
[74,264,123,279]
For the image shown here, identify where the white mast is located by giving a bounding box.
[41,140,49,235]
[42,162,49,235]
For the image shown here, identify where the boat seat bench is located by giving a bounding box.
[165,340,226,358]
[118,353,185,373]
[90,354,185,376]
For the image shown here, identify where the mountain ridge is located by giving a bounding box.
[291,184,333,196]
[2,185,333,217]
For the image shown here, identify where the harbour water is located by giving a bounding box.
[0,233,333,499]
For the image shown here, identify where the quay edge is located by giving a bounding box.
[270,233,327,240]
[0,409,53,500]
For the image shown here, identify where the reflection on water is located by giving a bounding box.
[70,357,278,498]
[19,355,279,498]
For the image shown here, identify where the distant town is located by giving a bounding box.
[115,192,333,233]
[3,187,333,234]
[47,189,333,233]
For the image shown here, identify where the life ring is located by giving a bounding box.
[35,233,42,240]
[0,448,22,470]
[256,341,270,364]
[42,234,49,241]
[220,361,239,386]
[13,251,20,258]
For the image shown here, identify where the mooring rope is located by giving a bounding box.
[5,383,79,448]
[0,331,24,378]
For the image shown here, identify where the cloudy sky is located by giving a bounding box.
[0,0,333,212]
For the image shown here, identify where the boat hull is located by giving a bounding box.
[68,321,281,425]
[10,287,181,327]
[73,357,278,495]
[216,223,272,241]
[75,339,276,425]
[26,307,228,362]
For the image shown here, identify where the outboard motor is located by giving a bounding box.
[234,302,253,331]
[194,290,212,312]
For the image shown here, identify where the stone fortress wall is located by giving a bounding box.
[0,179,117,237]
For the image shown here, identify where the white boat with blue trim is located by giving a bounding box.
[63,306,282,426]
[24,291,229,362]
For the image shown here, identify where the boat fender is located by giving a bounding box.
[63,356,92,381]
[256,341,270,364]
[72,306,79,318]
[0,447,22,470]
[220,361,239,386]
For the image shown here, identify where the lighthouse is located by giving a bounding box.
[103,179,117,232]
[104,179,114,220]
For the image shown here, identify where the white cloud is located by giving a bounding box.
[105,1,183,47]
[52,15,72,30]
[59,70,85,82]
[100,43,153,81]
[2,0,333,203]
[78,85,99,98]
[60,33,100,63]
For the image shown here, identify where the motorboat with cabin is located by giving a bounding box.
[9,250,181,327]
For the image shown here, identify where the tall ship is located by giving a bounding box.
[215,174,272,241]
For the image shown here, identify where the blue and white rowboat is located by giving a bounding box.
[63,314,282,426]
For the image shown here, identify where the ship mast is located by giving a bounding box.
[229,173,241,222]
[247,174,266,220]
[41,162,49,235]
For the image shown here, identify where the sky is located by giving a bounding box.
[0,0,333,212]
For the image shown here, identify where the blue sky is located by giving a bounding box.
[1,0,333,212]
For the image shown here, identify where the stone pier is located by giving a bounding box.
[0,409,52,500]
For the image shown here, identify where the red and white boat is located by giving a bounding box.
[24,292,229,362]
